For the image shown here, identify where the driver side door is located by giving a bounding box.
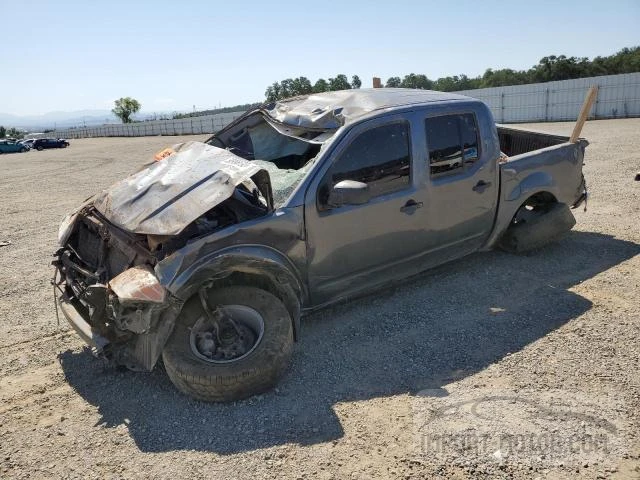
[304,114,428,306]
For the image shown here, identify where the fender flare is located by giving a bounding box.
[156,245,306,339]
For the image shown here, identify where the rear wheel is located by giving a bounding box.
[498,201,576,253]
[36,146,43,151]
[20,147,27,153]
[162,285,293,402]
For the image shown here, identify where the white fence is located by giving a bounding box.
[456,72,640,123]
[50,73,640,139]
[52,111,245,139]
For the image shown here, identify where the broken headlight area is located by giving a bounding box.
[145,185,270,257]
[53,211,183,371]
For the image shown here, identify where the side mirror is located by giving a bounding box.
[328,180,370,207]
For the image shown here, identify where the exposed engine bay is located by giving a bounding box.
[53,109,334,371]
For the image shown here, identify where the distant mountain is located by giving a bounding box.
[0,110,166,130]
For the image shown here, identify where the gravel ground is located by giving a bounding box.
[0,120,639,479]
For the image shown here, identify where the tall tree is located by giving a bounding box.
[385,77,402,87]
[400,73,433,89]
[265,82,282,102]
[351,75,362,89]
[328,74,351,91]
[291,76,313,96]
[0,126,5,138]
[112,97,141,123]
[313,78,329,93]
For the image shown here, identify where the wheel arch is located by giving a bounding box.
[484,188,559,250]
[158,245,306,340]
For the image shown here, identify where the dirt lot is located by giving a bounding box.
[1,120,639,479]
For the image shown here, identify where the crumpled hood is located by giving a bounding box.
[93,142,269,235]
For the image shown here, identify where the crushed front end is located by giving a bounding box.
[52,207,182,371]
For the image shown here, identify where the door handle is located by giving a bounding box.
[472,180,491,193]
[400,199,423,214]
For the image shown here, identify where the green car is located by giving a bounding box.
[0,140,29,154]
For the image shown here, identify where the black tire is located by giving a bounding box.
[36,146,43,151]
[162,285,293,402]
[20,147,27,153]
[498,202,576,253]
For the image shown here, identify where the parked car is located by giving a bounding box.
[32,138,69,151]
[53,89,588,402]
[0,140,29,153]
[19,139,36,149]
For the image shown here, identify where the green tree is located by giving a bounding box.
[385,77,401,87]
[480,68,531,88]
[351,75,362,89]
[328,74,351,91]
[291,76,313,96]
[266,77,314,101]
[112,97,141,123]
[265,82,282,102]
[313,78,329,93]
[400,73,433,89]
[0,126,5,138]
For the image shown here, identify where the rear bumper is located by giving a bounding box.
[58,292,109,352]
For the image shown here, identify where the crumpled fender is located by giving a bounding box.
[155,245,305,339]
[504,170,557,202]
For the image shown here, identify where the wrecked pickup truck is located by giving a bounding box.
[53,89,588,401]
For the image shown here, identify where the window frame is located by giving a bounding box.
[425,111,482,179]
[316,119,413,211]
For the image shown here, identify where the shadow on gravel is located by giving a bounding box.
[58,231,639,454]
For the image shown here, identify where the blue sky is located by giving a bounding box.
[1,0,638,115]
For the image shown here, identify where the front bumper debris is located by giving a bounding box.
[53,230,182,371]
[57,291,110,352]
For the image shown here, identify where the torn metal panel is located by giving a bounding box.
[93,142,272,236]
[263,88,469,130]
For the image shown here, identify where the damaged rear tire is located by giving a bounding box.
[162,285,293,402]
[498,201,576,253]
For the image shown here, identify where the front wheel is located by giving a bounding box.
[36,146,43,151]
[162,285,293,402]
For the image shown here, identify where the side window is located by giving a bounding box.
[425,113,479,176]
[319,122,411,207]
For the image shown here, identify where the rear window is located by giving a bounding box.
[425,113,479,176]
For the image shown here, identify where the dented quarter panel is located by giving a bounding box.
[483,138,588,249]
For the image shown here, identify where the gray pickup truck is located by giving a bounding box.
[53,89,587,401]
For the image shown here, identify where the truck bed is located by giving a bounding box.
[497,125,569,157]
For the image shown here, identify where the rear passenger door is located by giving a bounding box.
[422,111,498,256]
